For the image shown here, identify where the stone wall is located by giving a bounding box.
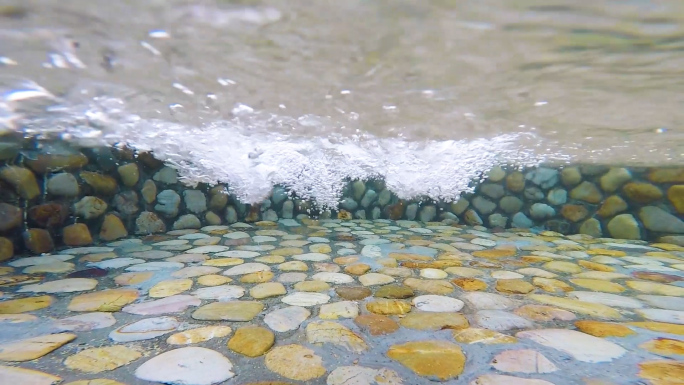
[0,138,682,259]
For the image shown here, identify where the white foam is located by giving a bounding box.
[12,96,547,207]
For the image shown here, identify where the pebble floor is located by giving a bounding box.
[0,219,683,385]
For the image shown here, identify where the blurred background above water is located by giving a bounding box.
[1,0,683,204]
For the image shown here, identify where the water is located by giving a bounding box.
[1,0,684,205]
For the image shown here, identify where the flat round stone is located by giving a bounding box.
[626,281,684,296]
[636,308,684,324]
[516,268,557,279]
[282,292,330,306]
[312,272,354,284]
[264,306,310,332]
[327,366,402,385]
[0,295,54,313]
[310,244,333,253]
[491,271,525,280]
[63,247,114,255]
[167,325,233,345]
[119,245,153,253]
[403,278,454,294]
[177,232,206,239]
[109,316,179,342]
[366,299,411,315]
[453,328,518,345]
[574,320,635,337]
[171,266,220,278]
[153,240,189,246]
[68,289,139,312]
[462,292,517,310]
[278,261,308,271]
[305,321,367,352]
[446,267,485,277]
[264,344,326,381]
[252,235,277,243]
[359,273,395,286]
[399,312,469,331]
[250,282,286,299]
[354,314,399,335]
[0,314,37,323]
[238,245,282,252]
[66,268,108,279]
[420,268,448,279]
[271,247,305,256]
[24,262,75,274]
[412,295,464,312]
[223,263,270,276]
[292,281,327,292]
[254,255,284,264]
[278,272,308,283]
[529,294,623,319]
[223,231,250,239]
[166,253,208,263]
[516,328,627,363]
[293,253,331,261]
[203,258,244,267]
[215,250,261,259]
[638,361,684,385]
[452,278,488,291]
[9,254,74,267]
[228,326,275,357]
[18,278,97,293]
[149,279,193,297]
[186,246,230,254]
[374,284,415,299]
[135,347,234,385]
[90,258,145,269]
[64,345,142,373]
[319,301,359,319]
[387,340,465,381]
[513,305,576,322]
[638,295,684,311]
[197,275,231,286]
[0,333,76,361]
[543,261,582,274]
[191,237,221,245]
[336,286,372,300]
[314,262,341,273]
[125,262,184,271]
[129,250,174,259]
[192,301,264,321]
[0,365,62,384]
[490,349,558,374]
[496,279,535,294]
[344,263,370,275]
[114,271,154,286]
[474,310,535,331]
[569,278,626,293]
[122,295,201,315]
[281,240,309,247]
[65,379,126,385]
[52,312,117,332]
[239,270,274,283]
[568,291,644,309]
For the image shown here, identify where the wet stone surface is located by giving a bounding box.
[0,218,683,384]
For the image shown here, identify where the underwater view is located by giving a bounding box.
[0,0,683,384]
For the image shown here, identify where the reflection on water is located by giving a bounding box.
[1,0,683,204]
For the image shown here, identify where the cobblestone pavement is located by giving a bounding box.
[0,219,682,385]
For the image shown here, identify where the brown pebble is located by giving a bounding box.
[354,314,399,335]
[335,286,371,300]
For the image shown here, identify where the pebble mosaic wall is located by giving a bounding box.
[0,137,682,259]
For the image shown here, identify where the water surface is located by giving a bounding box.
[1,0,683,205]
